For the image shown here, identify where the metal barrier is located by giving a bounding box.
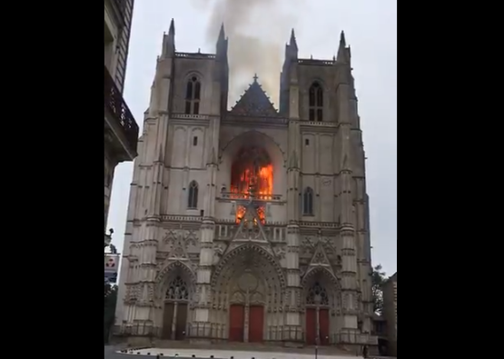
[113,324,161,338]
[114,322,376,347]
[185,323,305,343]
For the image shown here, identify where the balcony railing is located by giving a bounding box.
[105,0,128,28]
[104,66,138,154]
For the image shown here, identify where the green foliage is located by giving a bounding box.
[371,264,387,315]
[104,283,118,343]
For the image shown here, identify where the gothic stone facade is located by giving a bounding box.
[115,21,375,347]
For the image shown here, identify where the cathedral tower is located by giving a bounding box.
[115,22,375,351]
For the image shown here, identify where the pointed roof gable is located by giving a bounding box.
[231,202,269,241]
[309,242,331,267]
[230,74,279,117]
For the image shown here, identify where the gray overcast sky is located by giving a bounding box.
[108,0,397,276]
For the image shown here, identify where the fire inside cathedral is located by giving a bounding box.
[114,19,376,350]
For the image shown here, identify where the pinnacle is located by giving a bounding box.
[339,30,346,48]
[169,18,175,34]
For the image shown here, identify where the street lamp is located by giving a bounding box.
[104,228,114,248]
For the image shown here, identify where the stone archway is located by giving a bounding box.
[211,244,286,342]
[217,130,286,199]
[302,266,341,346]
[155,261,196,340]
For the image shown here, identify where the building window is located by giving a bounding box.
[305,138,310,146]
[187,181,199,209]
[193,136,198,146]
[308,82,323,121]
[303,187,314,215]
[185,76,201,115]
[306,281,328,305]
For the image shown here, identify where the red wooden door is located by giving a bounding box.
[175,303,188,340]
[319,308,330,345]
[305,308,316,345]
[229,304,245,342]
[248,305,264,343]
[162,303,174,339]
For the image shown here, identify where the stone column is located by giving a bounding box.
[336,63,360,342]
[134,219,159,337]
[339,135,359,341]
[133,144,165,337]
[192,146,218,340]
[193,219,214,340]
[285,224,302,341]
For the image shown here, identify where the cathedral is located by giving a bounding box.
[115,19,376,349]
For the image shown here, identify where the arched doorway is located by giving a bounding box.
[162,275,189,340]
[211,244,286,342]
[302,267,340,346]
[158,263,195,340]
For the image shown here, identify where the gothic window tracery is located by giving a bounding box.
[306,281,329,306]
[188,181,198,209]
[166,275,189,301]
[308,82,323,121]
[303,187,314,215]
[185,76,201,115]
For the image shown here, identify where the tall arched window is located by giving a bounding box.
[185,76,201,115]
[187,181,199,209]
[303,187,314,215]
[308,82,323,121]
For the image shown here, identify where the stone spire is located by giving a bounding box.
[162,18,175,58]
[216,22,228,61]
[337,30,349,64]
[289,28,298,50]
[285,28,298,60]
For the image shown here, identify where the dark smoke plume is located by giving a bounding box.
[202,0,303,108]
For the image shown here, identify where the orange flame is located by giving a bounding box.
[231,159,273,224]
[235,205,266,224]
[231,163,273,199]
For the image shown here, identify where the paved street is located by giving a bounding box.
[105,346,364,359]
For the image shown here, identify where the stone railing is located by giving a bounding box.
[214,223,287,243]
[160,214,203,222]
[298,58,335,66]
[219,192,283,202]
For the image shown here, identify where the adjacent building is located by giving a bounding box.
[114,20,376,351]
[382,272,397,356]
[104,0,139,246]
